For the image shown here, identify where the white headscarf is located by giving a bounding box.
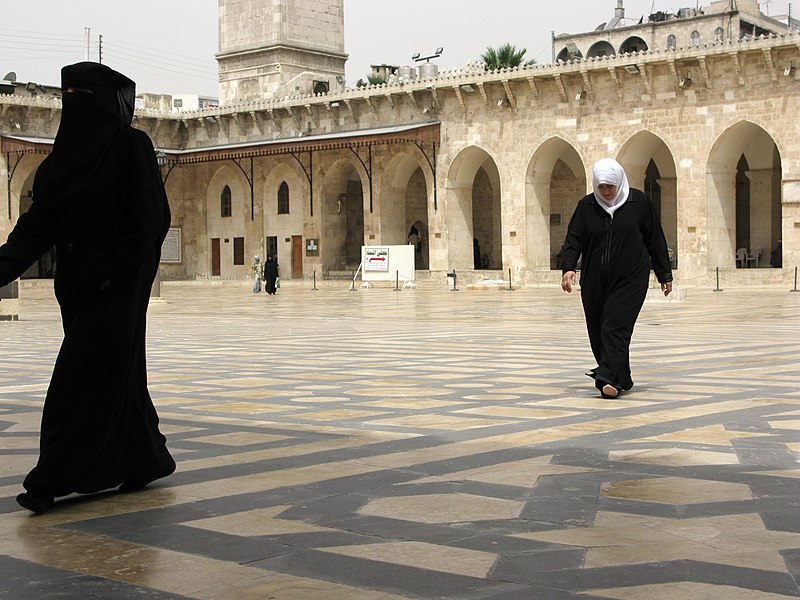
[592,158,630,219]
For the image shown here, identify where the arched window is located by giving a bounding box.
[691,31,701,45]
[587,41,616,59]
[667,34,677,49]
[714,27,724,42]
[619,36,648,54]
[277,181,289,214]
[221,185,232,218]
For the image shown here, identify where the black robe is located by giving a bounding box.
[263,258,279,294]
[0,65,174,498]
[561,188,672,391]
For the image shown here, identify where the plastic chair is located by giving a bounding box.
[736,248,747,268]
[746,248,760,268]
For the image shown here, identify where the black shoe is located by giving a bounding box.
[17,492,55,514]
[119,480,149,492]
[120,461,176,493]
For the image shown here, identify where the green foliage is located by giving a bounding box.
[355,75,386,88]
[481,43,537,70]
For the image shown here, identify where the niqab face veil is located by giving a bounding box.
[592,158,630,219]
[34,62,136,207]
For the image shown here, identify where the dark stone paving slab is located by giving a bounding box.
[2,283,800,598]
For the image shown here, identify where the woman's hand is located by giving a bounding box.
[662,281,673,296]
[561,271,577,293]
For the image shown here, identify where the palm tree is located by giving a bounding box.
[481,43,536,70]
[356,74,386,88]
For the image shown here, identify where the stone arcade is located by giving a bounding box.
[1,0,798,287]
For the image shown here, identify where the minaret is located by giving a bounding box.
[216,0,347,105]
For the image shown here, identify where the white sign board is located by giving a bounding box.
[364,247,390,271]
[361,245,415,282]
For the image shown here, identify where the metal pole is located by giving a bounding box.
[312,270,318,291]
[350,270,357,292]
[450,270,459,292]
[506,268,514,291]
[792,266,799,292]
[395,270,400,291]
[713,266,723,292]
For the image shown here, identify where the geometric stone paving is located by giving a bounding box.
[1,280,800,599]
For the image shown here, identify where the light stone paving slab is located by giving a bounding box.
[1,282,800,598]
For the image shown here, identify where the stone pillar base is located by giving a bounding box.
[0,281,19,321]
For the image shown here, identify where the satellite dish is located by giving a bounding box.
[3,71,17,82]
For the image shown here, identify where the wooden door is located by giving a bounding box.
[292,235,303,278]
[211,238,221,276]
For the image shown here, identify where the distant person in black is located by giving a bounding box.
[0,62,175,513]
[770,240,782,268]
[263,254,279,295]
[561,158,672,399]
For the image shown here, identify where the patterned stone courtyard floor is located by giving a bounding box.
[1,280,800,599]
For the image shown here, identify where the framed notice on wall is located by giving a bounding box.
[160,228,182,263]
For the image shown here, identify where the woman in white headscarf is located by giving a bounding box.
[252,255,262,293]
[561,158,673,398]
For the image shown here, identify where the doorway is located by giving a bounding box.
[292,235,303,278]
[211,238,221,276]
[266,235,278,265]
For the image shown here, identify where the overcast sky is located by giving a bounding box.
[0,0,776,97]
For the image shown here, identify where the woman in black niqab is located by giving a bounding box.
[0,62,175,513]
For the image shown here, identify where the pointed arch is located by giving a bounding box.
[379,151,432,269]
[319,156,368,273]
[526,137,586,270]
[206,165,249,278]
[445,146,502,270]
[617,131,678,265]
[263,159,308,277]
[706,121,782,270]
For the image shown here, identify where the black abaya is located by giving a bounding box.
[263,258,279,294]
[0,62,174,503]
[561,188,672,391]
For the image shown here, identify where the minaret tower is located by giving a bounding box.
[216,0,347,104]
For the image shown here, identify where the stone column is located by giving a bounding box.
[705,167,736,270]
[0,281,19,321]
[659,177,678,265]
[446,183,473,270]
[747,168,774,266]
[150,266,162,300]
[781,188,800,274]
[525,170,551,270]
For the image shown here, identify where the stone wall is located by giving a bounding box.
[4,32,800,287]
